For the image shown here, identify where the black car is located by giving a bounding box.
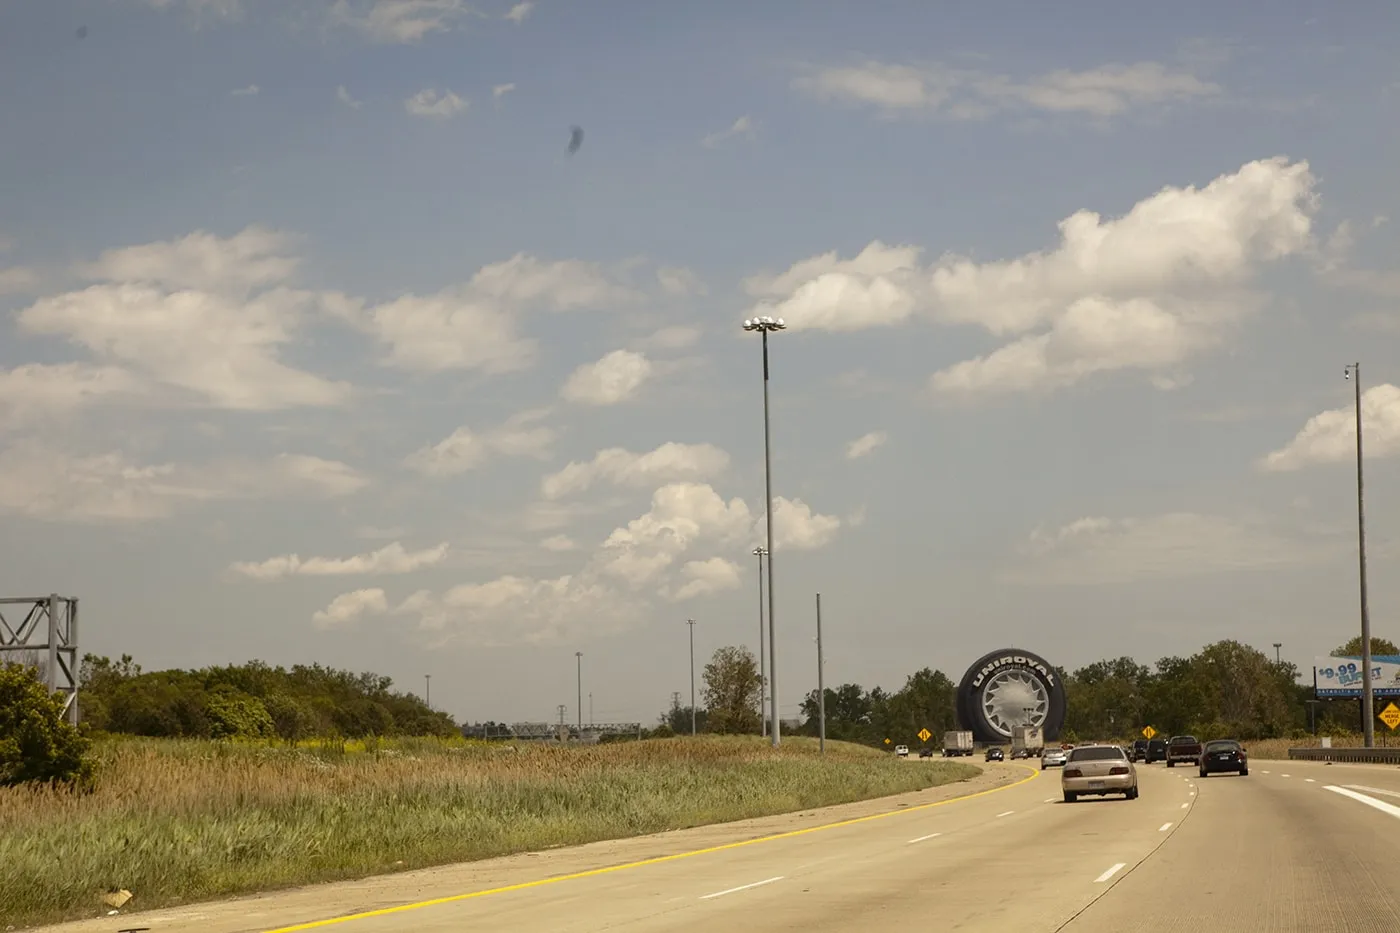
[1144,738,1167,763]
[919,747,934,758]
[1199,739,1248,777]
[985,747,1005,762]
[1130,739,1149,762]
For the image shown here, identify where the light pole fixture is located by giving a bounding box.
[1345,362,1374,748]
[1273,643,1282,665]
[575,651,583,734]
[753,545,768,737]
[743,314,786,748]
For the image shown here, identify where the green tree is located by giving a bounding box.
[1332,636,1400,657]
[701,646,762,734]
[0,663,93,788]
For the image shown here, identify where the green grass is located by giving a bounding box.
[0,734,979,929]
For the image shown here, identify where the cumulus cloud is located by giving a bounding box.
[337,85,363,108]
[541,442,730,499]
[794,59,1219,119]
[540,534,576,552]
[747,158,1317,395]
[331,0,470,43]
[0,363,145,432]
[231,541,449,580]
[560,349,653,405]
[1259,384,1400,471]
[404,410,555,477]
[504,1,533,22]
[375,481,841,645]
[702,115,756,148]
[0,447,367,523]
[16,227,353,413]
[313,588,388,630]
[845,430,888,460]
[404,88,467,119]
[1009,512,1326,585]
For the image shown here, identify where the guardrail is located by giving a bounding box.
[1287,747,1400,764]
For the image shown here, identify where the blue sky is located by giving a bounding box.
[2,0,1398,726]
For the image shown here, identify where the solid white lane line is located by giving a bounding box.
[1095,863,1127,883]
[700,876,784,900]
[907,832,942,844]
[1341,784,1400,801]
[1158,822,1173,832]
[1325,786,1400,820]
[995,810,1015,818]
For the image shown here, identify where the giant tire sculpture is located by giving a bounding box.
[956,648,1066,743]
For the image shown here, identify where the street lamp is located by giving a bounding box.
[575,652,583,734]
[424,673,431,709]
[743,314,786,748]
[686,619,697,736]
[752,545,768,737]
[1273,643,1282,665]
[1345,363,1375,748]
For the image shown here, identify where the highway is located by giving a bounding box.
[34,757,1400,933]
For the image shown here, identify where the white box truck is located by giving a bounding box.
[941,730,974,757]
[1011,725,1044,759]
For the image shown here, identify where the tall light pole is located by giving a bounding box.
[1273,643,1282,665]
[816,593,825,755]
[743,314,785,748]
[753,545,768,737]
[1345,363,1374,748]
[686,619,697,736]
[424,673,431,709]
[575,651,583,734]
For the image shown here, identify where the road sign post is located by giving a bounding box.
[1380,703,1400,731]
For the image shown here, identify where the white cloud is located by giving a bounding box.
[0,363,144,432]
[795,59,1219,119]
[492,83,516,100]
[313,588,388,630]
[404,411,555,477]
[1010,513,1324,585]
[405,88,468,119]
[754,497,842,550]
[668,557,743,601]
[0,266,37,293]
[541,442,730,499]
[337,85,363,108]
[331,0,470,43]
[468,253,637,309]
[656,265,706,296]
[1259,383,1400,471]
[0,448,367,523]
[80,225,300,294]
[540,534,576,552]
[144,0,244,23]
[748,158,1318,395]
[701,115,756,148]
[504,1,534,23]
[560,349,653,405]
[845,430,888,460]
[231,84,259,97]
[632,325,702,352]
[231,541,449,580]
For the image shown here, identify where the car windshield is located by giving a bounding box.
[1170,736,1198,744]
[1068,746,1125,761]
[1205,740,1240,751]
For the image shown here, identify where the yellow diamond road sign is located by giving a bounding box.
[1142,726,1157,740]
[883,737,891,744]
[1380,703,1400,731]
[918,728,932,742]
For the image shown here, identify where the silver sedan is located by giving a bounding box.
[1062,744,1139,801]
[1040,747,1068,770]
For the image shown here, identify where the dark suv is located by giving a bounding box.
[1130,739,1149,762]
[1144,738,1167,763]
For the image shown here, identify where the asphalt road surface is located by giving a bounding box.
[33,757,1400,933]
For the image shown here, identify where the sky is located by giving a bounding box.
[2,0,1399,728]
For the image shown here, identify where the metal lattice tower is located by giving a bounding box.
[0,594,80,724]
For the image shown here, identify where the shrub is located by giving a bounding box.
[0,663,94,788]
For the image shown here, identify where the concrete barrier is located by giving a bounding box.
[1287,747,1400,764]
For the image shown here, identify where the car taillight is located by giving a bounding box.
[1109,766,1129,775]
[1063,768,1082,778]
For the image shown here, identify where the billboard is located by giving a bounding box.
[1313,655,1400,698]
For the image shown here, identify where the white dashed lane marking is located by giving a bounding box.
[907,832,941,844]
[1159,822,1173,832]
[1095,863,1126,883]
[700,877,784,900]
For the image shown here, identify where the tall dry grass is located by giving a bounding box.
[0,734,977,929]
[1242,732,1400,759]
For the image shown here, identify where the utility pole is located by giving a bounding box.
[753,545,768,737]
[424,673,431,709]
[575,651,584,733]
[687,619,697,736]
[557,703,567,742]
[816,593,825,755]
[589,691,593,727]
[1273,643,1282,665]
[1345,362,1374,748]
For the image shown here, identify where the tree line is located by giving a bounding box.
[655,636,1397,746]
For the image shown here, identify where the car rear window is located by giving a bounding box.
[1068,746,1126,761]
[1169,736,1198,744]
[1205,740,1240,751]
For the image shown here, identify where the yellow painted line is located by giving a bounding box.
[263,765,1040,932]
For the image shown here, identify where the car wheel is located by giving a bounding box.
[1166,760,1174,768]
[1240,768,1248,776]
[1126,787,1138,800]
[1063,791,1077,803]
[1199,769,1207,778]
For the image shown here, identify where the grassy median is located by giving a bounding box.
[1,734,978,928]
